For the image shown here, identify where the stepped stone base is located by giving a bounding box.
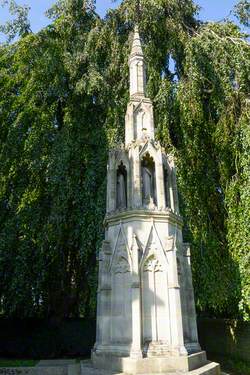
[92,351,220,374]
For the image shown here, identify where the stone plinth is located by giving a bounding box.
[92,351,220,374]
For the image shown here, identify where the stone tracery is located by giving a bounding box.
[143,254,163,273]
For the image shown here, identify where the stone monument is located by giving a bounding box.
[92,27,220,375]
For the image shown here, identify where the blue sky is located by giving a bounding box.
[0,0,239,42]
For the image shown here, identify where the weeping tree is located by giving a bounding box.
[174,22,249,319]
[0,0,108,318]
[0,0,249,319]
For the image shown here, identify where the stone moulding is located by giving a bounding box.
[104,208,184,227]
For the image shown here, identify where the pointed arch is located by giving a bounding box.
[110,224,133,345]
[109,224,131,274]
[140,225,168,272]
[116,162,127,210]
[141,152,157,206]
[139,140,160,162]
[133,101,152,141]
[113,151,131,210]
[139,225,170,345]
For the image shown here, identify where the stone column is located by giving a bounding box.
[149,104,155,141]
[172,166,180,215]
[130,235,143,358]
[98,241,112,348]
[131,147,141,208]
[126,156,132,210]
[95,248,102,349]
[177,253,190,348]
[183,244,200,351]
[155,149,166,210]
[167,244,187,356]
[169,168,175,212]
[125,104,134,146]
[107,153,116,213]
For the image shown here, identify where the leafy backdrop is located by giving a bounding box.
[0,0,249,320]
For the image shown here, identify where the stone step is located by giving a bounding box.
[80,360,220,375]
[189,361,220,375]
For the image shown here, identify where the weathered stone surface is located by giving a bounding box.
[92,352,210,374]
[0,361,220,375]
[82,360,220,375]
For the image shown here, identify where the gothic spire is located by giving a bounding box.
[129,26,146,97]
[130,26,143,58]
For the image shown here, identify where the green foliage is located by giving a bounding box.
[0,3,106,318]
[174,22,250,319]
[0,0,31,42]
[208,354,250,375]
[0,360,37,367]
[226,109,250,320]
[234,0,250,27]
[0,0,249,319]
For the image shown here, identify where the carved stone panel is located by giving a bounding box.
[141,229,170,347]
[110,229,132,345]
[111,232,131,275]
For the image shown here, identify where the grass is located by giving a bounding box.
[0,359,37,368]
[208,353,250,375]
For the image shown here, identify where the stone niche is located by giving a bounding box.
[141,152,157,207]
[116,162,128,210]
[106,141,179,215]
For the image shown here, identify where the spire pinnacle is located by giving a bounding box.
[129,26,146,97]
[130,25,143,59]
[125,27,155,146]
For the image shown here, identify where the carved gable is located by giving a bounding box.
[133,102,151,140]
[110,226,131,274]
[139,140,161,162]
[140,225,168,273]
